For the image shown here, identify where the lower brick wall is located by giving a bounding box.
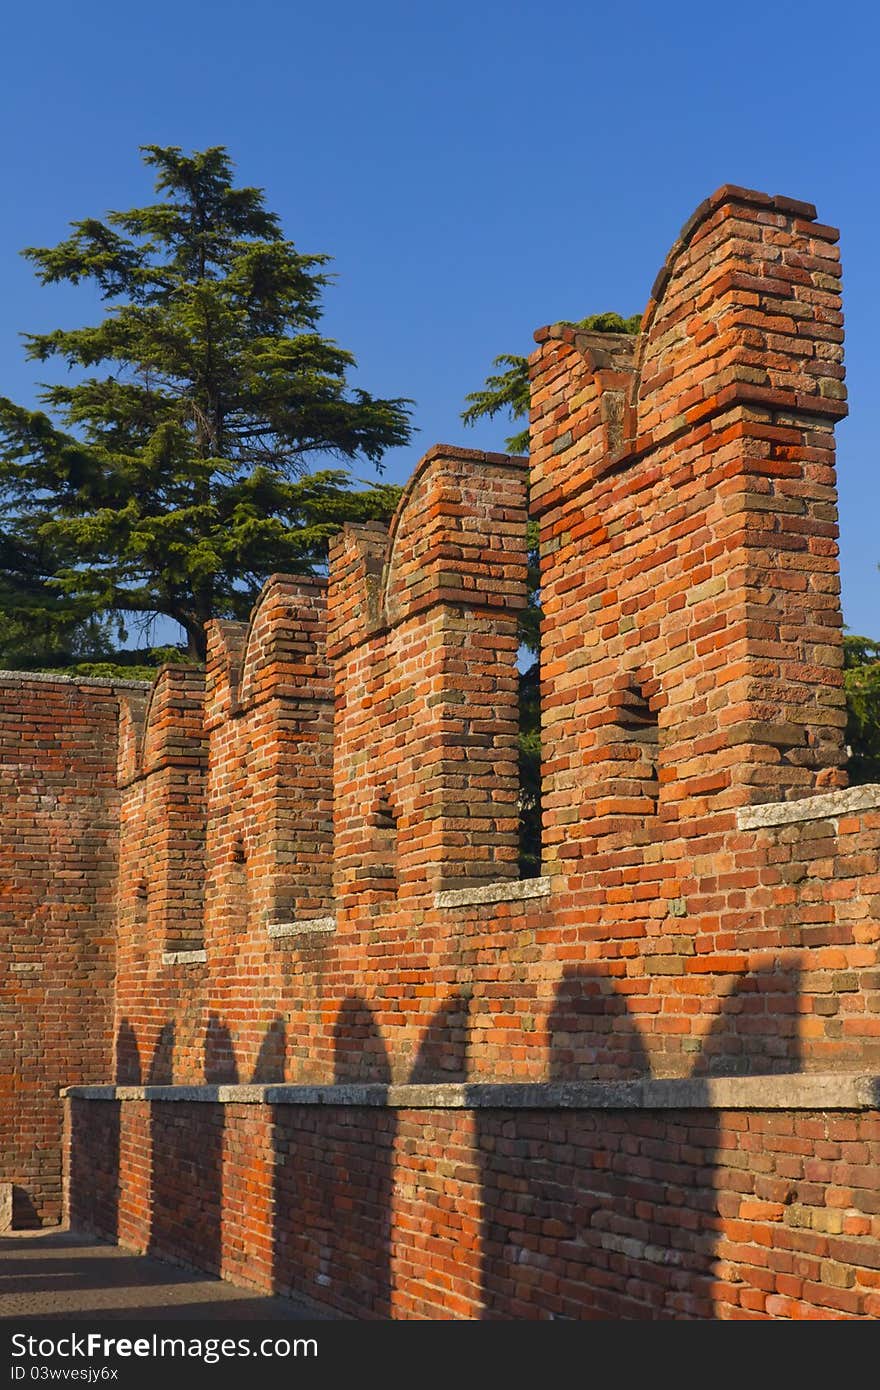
[0,674,135,1225]
[66,1085,880,1320]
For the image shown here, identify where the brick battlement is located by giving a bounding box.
[3,188,879,1318]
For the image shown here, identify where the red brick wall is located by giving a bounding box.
[203,577,334,933]
[329,446,528,901]
[0,674,139,1224]
[532,187,848,867]
[90,192,875,1096]
[7,184,880,1315]
[118,666,206,957]
[67,1094,880,1320]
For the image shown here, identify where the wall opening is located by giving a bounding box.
[134,876,148,937]
[613,678,660,813]
[372,787,399,893]
[518,652,542,877]
[227,831,250,931]
[518,516,542,877]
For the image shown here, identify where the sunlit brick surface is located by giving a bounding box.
[4,186,879,1315]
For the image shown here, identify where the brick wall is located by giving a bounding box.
[5,184,880,1315]
[67,1085,880,1320]
[0,673,143,1224]
[98,187,879,1093]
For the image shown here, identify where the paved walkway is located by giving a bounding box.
[0,1229,330,1321]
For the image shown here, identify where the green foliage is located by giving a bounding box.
[462,354,532,455]
[0,145,412,664]
[844,634,880,783]
[0,526,116,668]
[518,657,541,877]
[462,311,641,454]
[42,646,192,683]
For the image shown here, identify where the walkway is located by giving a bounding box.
[0,1229,329,1321]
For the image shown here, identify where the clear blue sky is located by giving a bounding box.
[1,0,878,634]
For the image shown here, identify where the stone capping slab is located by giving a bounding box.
[0,669,151,691]
[736,783,880,831]
[63,1073,880,1111]
[161,949,207,966]
[267,916,336,940]
[435,875,552,910]
[0,1183,13,1233]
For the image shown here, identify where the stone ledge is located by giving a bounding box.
[737,783,880,831]
[435,876,552,910]
[267,916,336,939]
[0,669,151,691]
[161,949,207,966]
[63,1073,880,1111]
[0,1183,12,1233]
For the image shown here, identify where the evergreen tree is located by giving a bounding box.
[0,145,411,663]
[844,634,880,784]
[0,528,111,669]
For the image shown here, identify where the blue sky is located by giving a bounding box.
[1,0,878,635]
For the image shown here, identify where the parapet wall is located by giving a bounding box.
[0,671,147,1225]
[2,186,879,1315]
[66,1082,880,1319]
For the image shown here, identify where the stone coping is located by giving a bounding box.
[0,669,151,691]
[64,1073,880,1111]
[268,916,336,939]
[161,949,207,966]
[737,783,880,831]
[435,876,552,909]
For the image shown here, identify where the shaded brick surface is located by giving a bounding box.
[0,676,134,1223]
[68,1097,880,1320]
